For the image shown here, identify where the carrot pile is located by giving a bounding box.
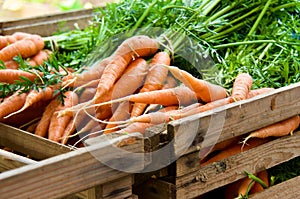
[1,33,298,148]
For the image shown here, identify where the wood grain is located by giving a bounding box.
[0,133,143,199]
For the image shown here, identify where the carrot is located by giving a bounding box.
[171,97,232,120]
[224,176,254,199]
[143,75,178,114]
[166,65,227,102]
[131,51,170,117]
[60,109,90,144]
[0,69,39,84]
[79,88,96,103]
[249,170,269,194]
[4,86,56,118]
[48,91,79,142]
[115,122,154,147]
[241,115,300,147]
[201,137,271,166]
[91,57,149,121]
[91,85,198,109]
[0,32,31,50]
[231,73,253,102]
[0,34,45,62]
[28,49,52,66]
[62,56,111,88]
[104,101,133,134]
[247,87,275,99]
[35,98,61,137]
[0,91,27,119]
[93,35,158,101]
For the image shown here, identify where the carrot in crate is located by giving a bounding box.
[35,98,61,138]
[4,86,56,118]
[0,69,41,84]
[48,91,79,142]
[165,65,227,102]
[131,51,170,117]
[93,35,159,101]
[0,91,27,119]
[230,73,253,102]
[0,34,45,62]
[246,87,275,99]
[241,115,300,148]
[0,32,32,50]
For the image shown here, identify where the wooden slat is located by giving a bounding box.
[174,131,300,198]
[0,133,143,199]
[251,175,300,199]
[0,149,36,172]
[169,82,300,158]
[0,8,95,36]
[0,123,72,159]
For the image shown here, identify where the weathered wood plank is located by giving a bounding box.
[0,133,143,199]
[0,9,95,36]
[174,131,300,198]
[169,82,300,157]
[0,123,72,159]
[96,175,133,199]
[250,175,300,199]
[0,149,36,172]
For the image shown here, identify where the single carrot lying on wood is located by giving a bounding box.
[246,87,275,99]
[131,51,170,117]
[0,34,45,62]
[230,73,253,102]
[201,137,271,166]
[0,91,27,119]
[241,115,300,148]
[165,65,227,102]
[0,69,39,84]
[93,35,159,101]
[48,91,79,142]
[4,86,56,118]
[35,98,61,138]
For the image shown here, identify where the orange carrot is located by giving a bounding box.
[247,87,275,99]
[201,138,270,166]
[115,122,154,147]
[231,73,253,102]
[166,65,227,102]
[94,35,158,101]
[35,98,61,137]
[79,88,96,103]
[171,97,232,120]
[91,85,198,109]
[62,56,111,88]
[3,60,20,69]
[0,34,45,62]
[104,101,132,134]
[48,91,79,142]
[0,32,31,50]
[0,91,27,119]
[28,49,52,66]
[4,86,55,118]
[241,115,300,147]
[131,51,170,117]
[92,57,149,121]
[0,69,39,84]
[249,170,269,194]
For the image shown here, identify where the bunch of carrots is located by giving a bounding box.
[1,33,299,148]
[1,32,299,198]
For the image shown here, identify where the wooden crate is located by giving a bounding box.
[0,8,95,36]
[134,82,300,199]
[0,123,143,199]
